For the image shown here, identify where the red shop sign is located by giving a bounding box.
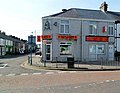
[37,35,41,42]
[57,35,78,40]
[86,36,108,42]
[41,35,52,40]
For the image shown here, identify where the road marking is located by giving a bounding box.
[100,82,104,84]
[0,74,2,76]
[20,73,29,76]
[69,71,77,73]
[58,71,68,74]
[74,86,78,88]
[0,64,7,68]
[92,83,96,85]
[6,74,15,76]
[32,73,42,75]
[106,80,110,82]
[46,72,54,74]
[111,80,115,82]
[3,64,7,68]
[88,84,92,86]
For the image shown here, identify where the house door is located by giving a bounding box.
[46,43,52,61]
[108,45,114,60]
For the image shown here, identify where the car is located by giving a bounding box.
[35,49,42,56]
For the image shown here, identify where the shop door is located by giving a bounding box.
[108,45,114,60]
[46,44,52,61]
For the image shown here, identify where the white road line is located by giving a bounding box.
[32,73,42,75]
[0,67,4,68]
[0,64,7,68]
[100,82,104,84]
[58,71,68,74]
[6,74,15,76]
[88,84,92,86]
[105,80,110,82]
[20,73,29,76]
[69,71,77,73]
[111,80,115,82]
[3,64,7,68]
[46,72,54,74]
[0,74,3,76]
[74,86,78,88]
[92,83,96,85]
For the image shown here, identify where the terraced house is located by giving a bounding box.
[0,31,28,57]
[42,2,120,62]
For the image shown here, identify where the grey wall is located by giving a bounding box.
[42,17,115,62]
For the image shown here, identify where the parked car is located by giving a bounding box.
[35,49,42,56]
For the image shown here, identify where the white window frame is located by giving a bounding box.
[60,20,69,34]
[89,24,97,35]
[97,45,105,54]
[89,44,105,54]
[60,42,72,55]
[108,25,114,36]
[89,44,96,54]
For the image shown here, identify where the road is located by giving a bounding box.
[0,54,47,76]
[0,55,120,93]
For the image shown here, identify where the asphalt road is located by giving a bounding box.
[0,70,120,92]
[0,54,47,76]
[0,55,120,93]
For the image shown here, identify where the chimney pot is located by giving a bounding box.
[100,2,108,12]
[62,9,67,12]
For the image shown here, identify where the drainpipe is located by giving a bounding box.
[114,22,117,52]
[81,20,83,61]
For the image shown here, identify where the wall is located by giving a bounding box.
[42,17,115,62]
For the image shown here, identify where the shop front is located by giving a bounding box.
[41,34,78,62]
[84,36,114,61]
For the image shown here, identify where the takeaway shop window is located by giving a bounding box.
[89,45,96,54]
[97,45,105,54]
[89,45,105,54]
[60,43,72,55]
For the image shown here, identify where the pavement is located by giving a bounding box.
[21,55,120,71]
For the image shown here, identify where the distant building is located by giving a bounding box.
[28,35,36,52]
[0,31,29,57]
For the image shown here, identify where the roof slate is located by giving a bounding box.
[44,8,120,21]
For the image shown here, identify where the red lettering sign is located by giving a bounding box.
[37,36,41,42]
[57,35,78,40]
[86,36,108,42]
[41,35,52,40]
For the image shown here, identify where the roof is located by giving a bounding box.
[107,11,120,20]
[43,8,120,21]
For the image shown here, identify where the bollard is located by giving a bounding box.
[28,56,30,64]
[56,57,58,68]
[101,57,103,69]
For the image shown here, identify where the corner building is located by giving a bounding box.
[42,3,116,62]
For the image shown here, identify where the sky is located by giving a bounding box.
[0,0,120,40]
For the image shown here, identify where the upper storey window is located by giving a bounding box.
[89,24,97,35]
[108,25,114,36]
[60,20,69,34]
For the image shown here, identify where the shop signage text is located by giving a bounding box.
[86,36,108,42]
[57,35,77,40]
[37,35,52,42]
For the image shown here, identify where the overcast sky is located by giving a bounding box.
[0,0,120,40]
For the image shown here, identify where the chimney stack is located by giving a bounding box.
[100,2,108,12]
